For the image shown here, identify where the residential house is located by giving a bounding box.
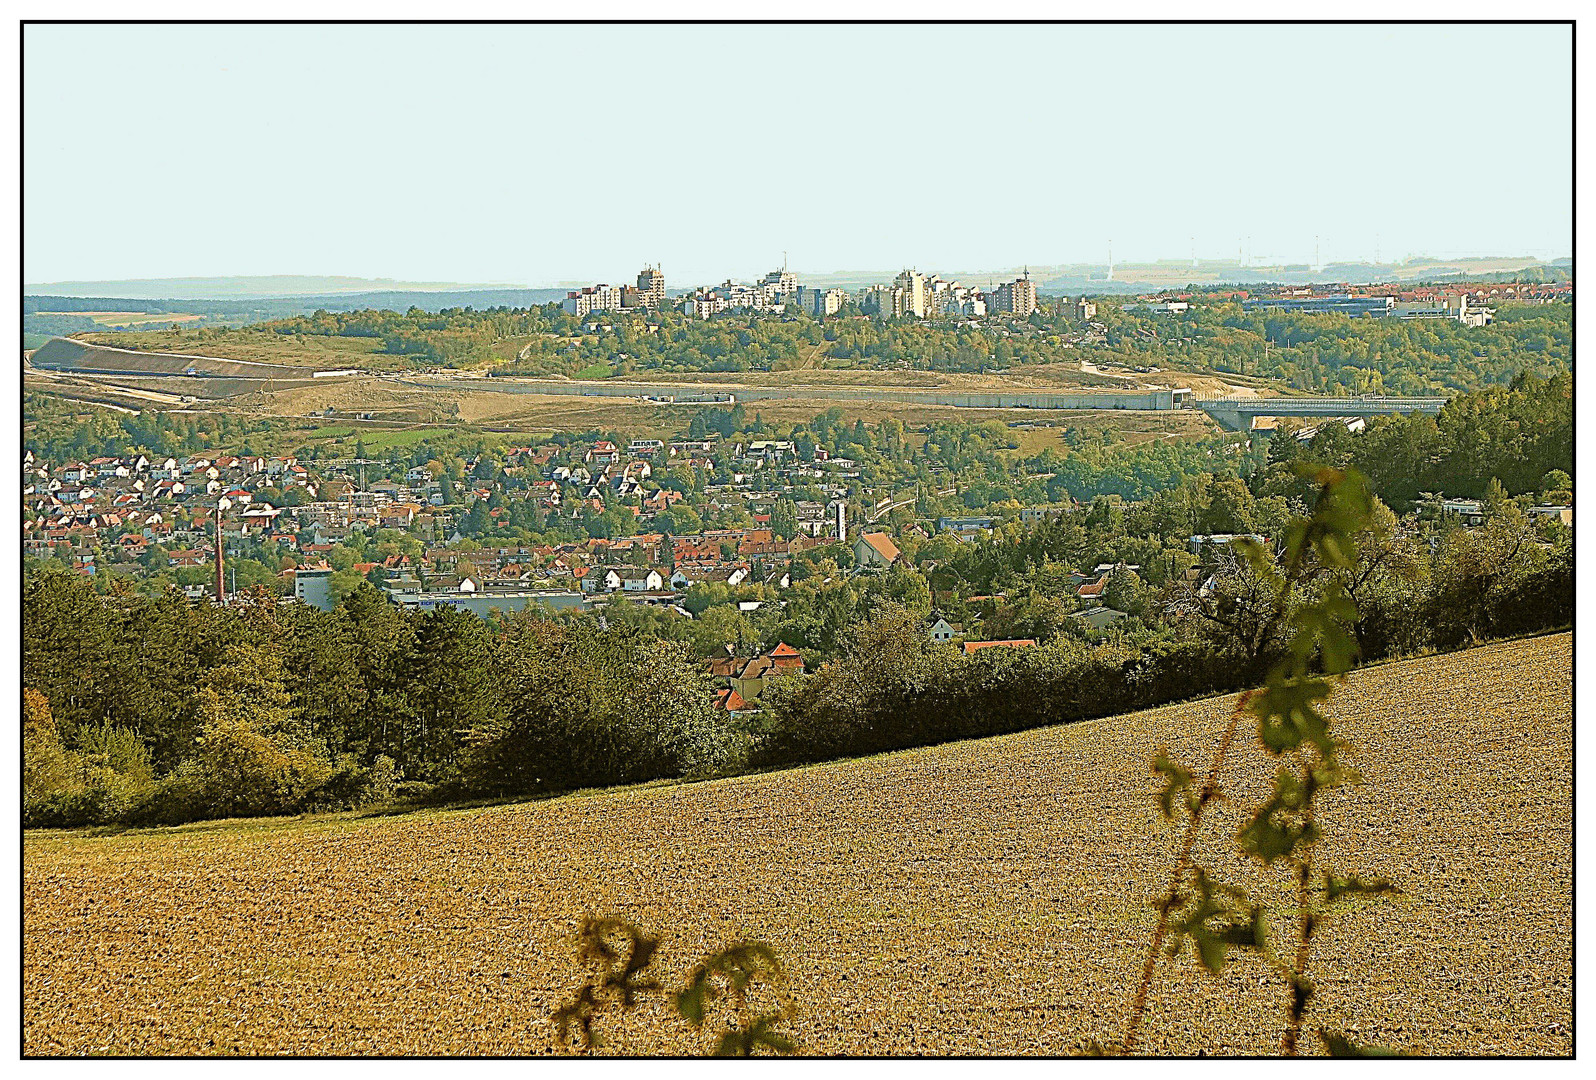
[852,531,901,568]
[1071,606,1129,631]
[712,687,752,713]
[1528,504,1573,526]
[738,530,788,560]
[706,643,806,703]
[1441,499,1487,527]
[938,516,995,535]
[621,568,665,592]
[1188,534,1267,560]
[670,564,750,589]
[581,567,627,593]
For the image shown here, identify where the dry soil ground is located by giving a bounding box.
[203,379,1226,441]
[23,633,1571,1057]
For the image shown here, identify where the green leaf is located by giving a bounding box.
[1233,536,1280,583]
[1292,461,1342,485]
[1220,903,1269,951]
[1325,873,1401,905]
[1152,750,1198,820]
[553,914,663,1047]
[711,1014,797,1057]
[676,982,707,1027]
[1282,519,1312,568]
[552,985,602,1049]
[1167,869,1260,974]
[1237,766,1316,863]
[676,941,785,1031]
[1251,677,1335,756]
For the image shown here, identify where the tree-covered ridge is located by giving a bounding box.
[1257,371,1573,504]
[76,287,1570,395]
[1096,300,1570,395]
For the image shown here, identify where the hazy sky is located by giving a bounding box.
[24,23,1573,287]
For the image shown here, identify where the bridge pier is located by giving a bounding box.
[1204,406,1248,431]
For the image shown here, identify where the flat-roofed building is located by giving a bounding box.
[893,269,929,318]
[992,272,1037,316]
[636,265,666,309]
[805,287,846,318]
[294,565,335,611]
[562,283,626,317]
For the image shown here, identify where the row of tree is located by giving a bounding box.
[24,480,1571,830]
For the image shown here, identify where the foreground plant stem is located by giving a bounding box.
[1120,689,1256,1056]
[1281,757,1320,1056]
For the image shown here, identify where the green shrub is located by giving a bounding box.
[462,622,741,797]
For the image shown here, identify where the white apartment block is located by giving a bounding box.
[563,283,627,317]
[992,273,1038,316]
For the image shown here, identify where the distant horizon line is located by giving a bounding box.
[26,252,1574,296]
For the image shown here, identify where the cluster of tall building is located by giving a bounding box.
[859,269,1038,319]
[562,265,667,317]
[672,268,843,320]
[561,263,1045,323]
[679,267,812,319]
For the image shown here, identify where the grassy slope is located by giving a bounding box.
[78,328,391,369]
[72,325,1275,396]
[23,633,1571,1056]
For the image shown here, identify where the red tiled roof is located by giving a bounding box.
[713,687,750,712]
[859,531,901,562]
[962,639,1037,654]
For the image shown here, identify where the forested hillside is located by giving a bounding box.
[1098,300,1570,395]
[67,290,1571,395]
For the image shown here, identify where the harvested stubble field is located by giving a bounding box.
[24,633,1572,1057]
[218,379,1224,442]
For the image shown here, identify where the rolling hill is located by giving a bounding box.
[23,633,1572,1056]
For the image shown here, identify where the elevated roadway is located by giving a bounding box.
[1196,395,1448,431]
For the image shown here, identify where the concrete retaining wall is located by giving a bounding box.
[30,337,313,380]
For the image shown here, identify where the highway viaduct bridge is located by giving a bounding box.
[1195,395,1449,431]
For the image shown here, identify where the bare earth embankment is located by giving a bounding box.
[23,633,1571,1056]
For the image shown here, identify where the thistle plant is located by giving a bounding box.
[1120,464,1401,1057]
[553,915,796,1057]
[553,468,1407,1058]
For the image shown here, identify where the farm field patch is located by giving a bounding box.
[214,378,1225,443]
[23,634,1572,1056]
[78,329,391,369]
[37,312,207,326]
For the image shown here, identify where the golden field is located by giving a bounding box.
[24,633,1571,1056]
